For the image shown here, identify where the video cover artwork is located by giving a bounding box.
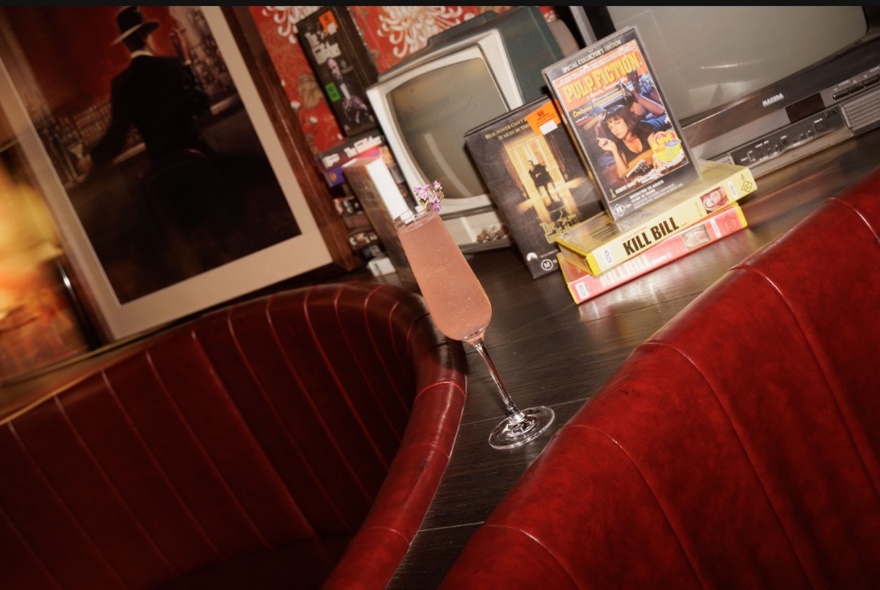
[316,130,388,188]
[465,96,604,279]
[543,26,698,222]
[297,7,379,137]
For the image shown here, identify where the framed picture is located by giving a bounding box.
[0,6,358,342]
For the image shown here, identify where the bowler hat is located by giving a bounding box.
[113,6,159,45]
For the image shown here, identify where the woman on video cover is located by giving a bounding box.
[620,71,669,128]
[596,104,669,182]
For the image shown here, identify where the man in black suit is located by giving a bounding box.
[79,6,210,172]
[529,159,558,207]
[77,6,227,281]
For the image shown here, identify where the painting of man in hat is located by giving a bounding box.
[12,5,302,302]
[0,5,338,339]
[72,6,236,287]
[77,6,211,174]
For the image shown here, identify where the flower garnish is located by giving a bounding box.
[413,180,444,212]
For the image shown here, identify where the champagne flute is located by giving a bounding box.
[395,203,554,450]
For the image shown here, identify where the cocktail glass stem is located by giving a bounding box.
[470,338,520,416]
[469,337,554,450]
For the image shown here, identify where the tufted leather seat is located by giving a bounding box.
[0,281,467,590]
[441,167,880,589]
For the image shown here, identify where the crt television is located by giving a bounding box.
[366,7,565,252]
[573,6,880,178]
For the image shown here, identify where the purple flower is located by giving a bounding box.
[414,180,444,212]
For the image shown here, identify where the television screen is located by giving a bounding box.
[390,55,508,202]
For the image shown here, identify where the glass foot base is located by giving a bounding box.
[488,406,555,450]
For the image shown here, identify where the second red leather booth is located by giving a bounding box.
[441,168,880,588]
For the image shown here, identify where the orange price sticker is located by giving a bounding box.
[525,103,562,136]
[319,11,338,35]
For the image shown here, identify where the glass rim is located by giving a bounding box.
[393,206,434,228]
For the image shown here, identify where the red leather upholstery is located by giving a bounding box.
[0,282,467,590]
[441,167,880,589]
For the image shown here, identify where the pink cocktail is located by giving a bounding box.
[397,209,491,343]
[396,208,554,450]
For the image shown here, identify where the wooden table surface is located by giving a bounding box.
[386,129,880,588]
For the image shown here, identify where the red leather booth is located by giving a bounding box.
[441,168,880,589]
[0,282,467,590]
